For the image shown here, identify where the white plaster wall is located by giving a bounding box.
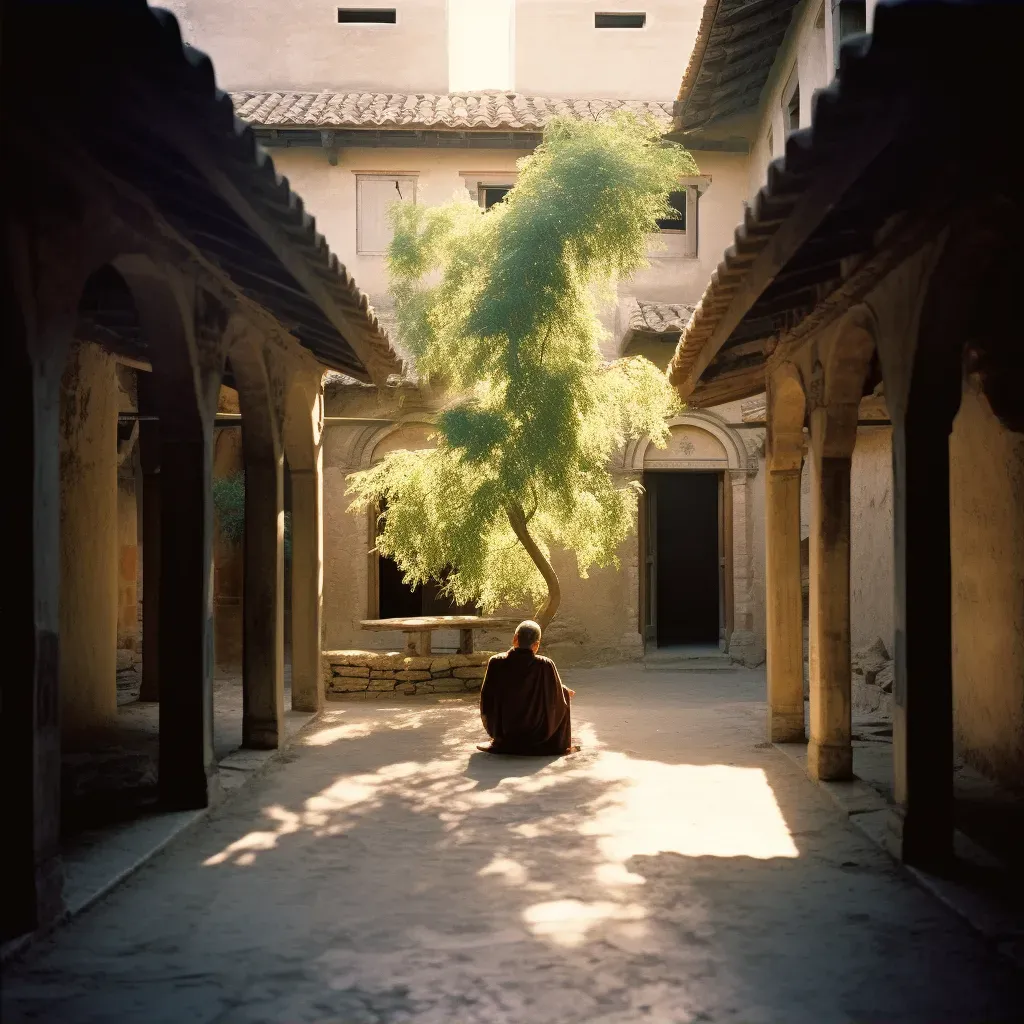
[272,145,749,362]
[950,384,1024,787]
[607,151,750,358]
[161,0,449,92]
[514,0,704,99]
[747,0,830,201]
[849,427,894,655]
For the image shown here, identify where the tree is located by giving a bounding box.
[347,114,695,628]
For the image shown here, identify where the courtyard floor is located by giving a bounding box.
[4,665,1022,1023]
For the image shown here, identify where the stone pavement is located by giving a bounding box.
[4,666,1021,1023]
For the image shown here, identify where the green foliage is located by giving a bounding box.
[212,470,292,562]
[213,471,246,546]
[347,114,690,620]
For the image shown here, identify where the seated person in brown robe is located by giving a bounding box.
[477,620,577,755]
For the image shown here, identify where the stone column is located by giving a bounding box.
[240,422,286,748]
[138,417,160,702]
[3,320,66,940]
[807,405,855,780]
[290,458,324,712]
[59,342,119,739]
[233,335,286,749]
[765,464,805,742]
[891,411,954,863]
[156,429,218,809]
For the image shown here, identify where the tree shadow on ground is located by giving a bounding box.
[5,684,1023,1024]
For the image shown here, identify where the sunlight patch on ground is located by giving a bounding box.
[201,707,796,886]
[521,899,646,948]
[581,753,799,863]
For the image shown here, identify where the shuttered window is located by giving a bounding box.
[356,175,416,255]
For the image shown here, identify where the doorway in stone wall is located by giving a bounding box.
[641,471,723,647]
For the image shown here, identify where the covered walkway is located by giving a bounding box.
[4,667,1019,1023]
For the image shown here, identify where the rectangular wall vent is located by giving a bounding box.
[338,8,397,23]
[595,12,646,28]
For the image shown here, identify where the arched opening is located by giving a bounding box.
[640,421,733,649]
[367,424,476,625]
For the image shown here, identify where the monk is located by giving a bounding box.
[477,620,578,755]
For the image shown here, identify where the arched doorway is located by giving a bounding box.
[631,413,751,651]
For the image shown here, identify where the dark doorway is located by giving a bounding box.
[648,472,721,645]
[378,556,476,617]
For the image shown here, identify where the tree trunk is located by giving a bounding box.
[506,502,561,630]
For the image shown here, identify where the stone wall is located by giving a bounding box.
[324,650,496,697]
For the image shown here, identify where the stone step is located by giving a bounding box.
[643,646,735,672]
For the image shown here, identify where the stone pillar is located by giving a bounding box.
[891,411,954,863]
[765,464,805,742]
[233,336,286,749]
[138,417,160,702]
[59,342,119,739]
[156,431,218,808]
[240,423,285,748]
[290,459,324,712]
[807,405,854,780]
[3,320,66,940]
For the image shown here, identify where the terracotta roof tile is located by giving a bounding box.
[231,91,673,132]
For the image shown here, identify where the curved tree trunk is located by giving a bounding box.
[506,502,561,630]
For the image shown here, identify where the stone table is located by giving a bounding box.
[359,615,518,656]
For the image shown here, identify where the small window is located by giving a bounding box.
[338,7,396,23]
[595,12,646,28]
[766,126,774,158]
[356,174,416,255]
[656,190,687,232]
[480,185,512,210]
[787,85,800,132]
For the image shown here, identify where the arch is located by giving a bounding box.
[349,414,438,469]
[825,304,879,408]
[766,361,806,472]
[625,409,753,475]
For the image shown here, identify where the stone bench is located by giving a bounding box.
[359,615,518,656]
[323,650,497,696]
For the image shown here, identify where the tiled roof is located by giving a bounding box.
[668,0,1023,407]
[673,0,800,135]
[9,2,402,384]
[232,91,674,132]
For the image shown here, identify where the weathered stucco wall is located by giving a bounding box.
[514,0,703,100]
[950,382,1024,786]
[849,426,894,655]
[60,342,119,738]
[320,386,763,666]
[162,0,449,93]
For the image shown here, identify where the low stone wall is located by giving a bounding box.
[323,650,496,696]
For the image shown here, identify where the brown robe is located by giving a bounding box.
[479,648,572,755]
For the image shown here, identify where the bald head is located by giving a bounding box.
[513,620,542,651]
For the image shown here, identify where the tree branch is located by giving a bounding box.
[506,501,561,629]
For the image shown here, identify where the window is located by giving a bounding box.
[480,185,512,210]
[767,126,774,158]
[832,0,866,67]
[649,183,703,259]
[356,174,416,255]
[655,191,687,232]
[787,85,800,132]
[595,12,646,28]
[338,7,396,23]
